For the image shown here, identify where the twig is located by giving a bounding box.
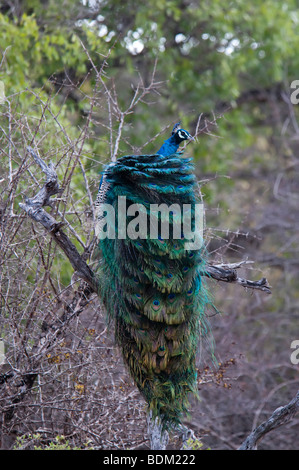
[0,45,11,70]
[19,147,98,293]
[238,390,299,450]
[204,261,272,294]
[139,123,172,151]
[79,42,162,162]
[112,111,125,162]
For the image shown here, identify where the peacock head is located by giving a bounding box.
[172,121,194,144]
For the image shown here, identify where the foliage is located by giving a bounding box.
[14,433,93,450]
[1,0,299,167]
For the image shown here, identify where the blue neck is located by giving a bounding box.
[156,135,179,156]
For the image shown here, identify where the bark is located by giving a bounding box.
[239,390,299,450]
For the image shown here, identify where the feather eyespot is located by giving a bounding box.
[167,273,173,279]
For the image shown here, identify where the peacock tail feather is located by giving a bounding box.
[94,134,213,429]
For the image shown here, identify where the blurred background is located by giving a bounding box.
[0,0,298,449]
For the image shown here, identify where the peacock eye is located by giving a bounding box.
[178,130,188,139]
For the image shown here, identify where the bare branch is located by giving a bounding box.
[112,111,125,162]
[204,261,272,294]
[239,390,299,450]
[79,44,163,162]
[19,147,98,293]
[0,45,11,71]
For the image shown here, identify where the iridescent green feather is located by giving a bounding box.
[94,152,212,428]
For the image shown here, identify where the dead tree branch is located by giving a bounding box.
[19,147,99,294]
[239,390,299,450]
[204,261,272,294]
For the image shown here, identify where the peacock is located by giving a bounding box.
[94,122,211,430]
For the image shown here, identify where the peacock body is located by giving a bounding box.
[94,123,211,428]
